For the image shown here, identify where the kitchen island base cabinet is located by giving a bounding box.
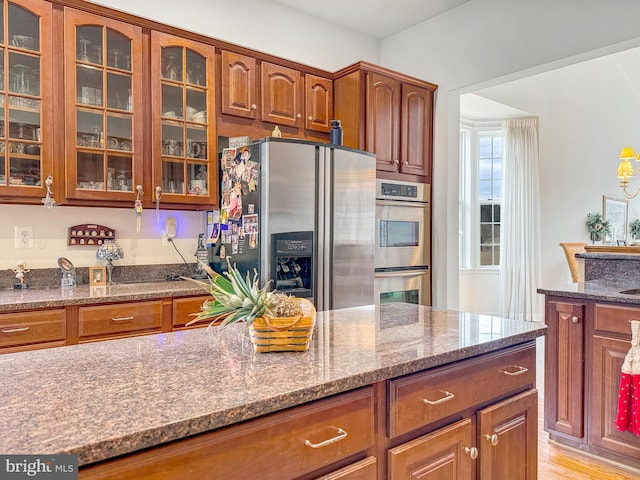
[388,389,537,480]
[79,387,375,480]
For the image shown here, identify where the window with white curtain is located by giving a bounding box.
[459,121,504,268]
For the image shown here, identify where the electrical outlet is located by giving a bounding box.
[15,226,34,249]
[162,217,177,246]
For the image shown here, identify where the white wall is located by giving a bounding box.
[380,0,640,309]
[88,0,380,72]
[0,0,379,273]
[470,47,640,290]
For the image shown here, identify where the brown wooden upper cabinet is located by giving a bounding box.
[220,50,257,120]
[305,73,332,133]
[334,62,437,183]
[219,50,332,135]
[63,8,143,202]
[0,0,53,201]
[150,31,217,206]
[260,61,303,127]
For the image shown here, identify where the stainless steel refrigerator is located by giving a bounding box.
[210,137,376,311]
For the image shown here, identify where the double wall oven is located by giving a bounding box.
[374,179,431,305]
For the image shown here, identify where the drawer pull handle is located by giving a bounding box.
[464,446,478,460]
[499,365,528,376]
[484,433,499,446]
[111,316,134,322]
[423,390,455,405]
[304,427,348,449]
[571,315,580,324]
[1,326,30,333]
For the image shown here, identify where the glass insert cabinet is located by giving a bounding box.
[0,0,52,200]
[151,31,216,205]
[64,8,143,201]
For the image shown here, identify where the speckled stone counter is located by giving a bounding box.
[0,281,204,312]
[0,303,545,466]
[538,279,640,305]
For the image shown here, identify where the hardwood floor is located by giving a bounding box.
[538,396,639,479]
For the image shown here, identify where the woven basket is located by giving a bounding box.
[248,298,316,353]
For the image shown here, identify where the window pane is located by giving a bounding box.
[480,224,493,244]
[492,137,502,157]
[479,158,492,180]
[480,204,493,222]
[494,204,501,222]
[480,246,493,265]
[479,180,492,201]
[479,137,492,158]
[492,180,501,200]
[493,160,502,180]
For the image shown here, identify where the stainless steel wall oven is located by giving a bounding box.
[374,179,431,305]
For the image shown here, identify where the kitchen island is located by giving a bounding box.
[0,303,545,479]
[539,279,640,473]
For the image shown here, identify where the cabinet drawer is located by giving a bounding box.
[80,387,374,480]
[78,301,162,339]
[594,303,639,336]
[0,309,66,349]
[315,456,377,479]
[172,295,210,327]
[389,343,535,438]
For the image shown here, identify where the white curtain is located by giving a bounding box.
[499,118,542,322]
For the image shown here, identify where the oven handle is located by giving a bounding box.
[375,270,429,278]
[376,199,428,208]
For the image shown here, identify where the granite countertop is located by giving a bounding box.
[0,281,205,312]
[538,279,640,305]
[0,303,545,467]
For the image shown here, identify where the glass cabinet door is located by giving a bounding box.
[151,32,216,205]
[0,0,52,199]
[64,8,142,200]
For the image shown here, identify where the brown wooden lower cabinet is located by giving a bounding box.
[590,335,640,459]
[388,385,537,480]
[543,296,640,470]
[0,295,209,353]
[0,308,66,352]
[388,418,475,479]
[387,343,537,480]
[80,387,375,480]
[77,342,537,480]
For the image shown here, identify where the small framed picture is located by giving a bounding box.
[89,266,106,286]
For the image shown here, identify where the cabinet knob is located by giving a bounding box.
[571,316,580,324]
[392,159,399,165]
[296,113,301,119]
[464,446,478,460]
[402,160,408,165]
[308,116,313,121]
[484,433,499,447]
[251,104,257,110]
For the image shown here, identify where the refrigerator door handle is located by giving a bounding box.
[316,146,326,311]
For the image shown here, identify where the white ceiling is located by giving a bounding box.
[268,0,471,39]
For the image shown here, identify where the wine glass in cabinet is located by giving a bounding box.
[151,31,216,206]
[63,8,143,201]
[0,0,52,202]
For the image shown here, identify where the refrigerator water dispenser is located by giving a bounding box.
[271,232,313,299]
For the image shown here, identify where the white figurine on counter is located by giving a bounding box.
[12,259,30,289]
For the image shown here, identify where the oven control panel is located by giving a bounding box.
[377,180,429,203]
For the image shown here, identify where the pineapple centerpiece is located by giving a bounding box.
[185,259,315,352]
